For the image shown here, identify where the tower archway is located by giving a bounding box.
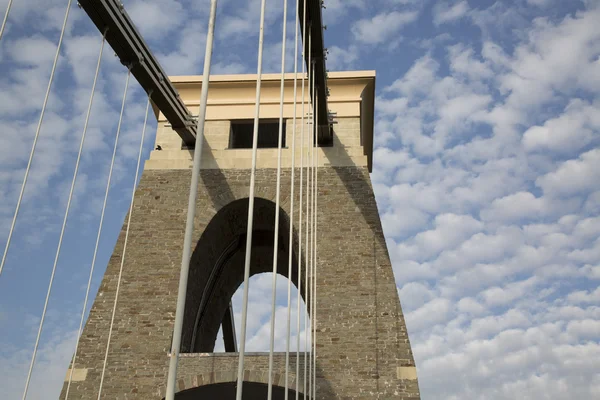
[181,197,306,353]
[172,381,300,400]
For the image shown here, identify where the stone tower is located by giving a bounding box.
[60,71,420,399]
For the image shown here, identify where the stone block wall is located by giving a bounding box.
[59,163,420,399]
[145,118,369,170]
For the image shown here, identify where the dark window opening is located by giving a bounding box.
[229,120,286,149]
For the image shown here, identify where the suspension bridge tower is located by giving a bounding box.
[58,72,420,399]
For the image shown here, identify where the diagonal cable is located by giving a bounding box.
[285,0,301,397]
[236,0,269,398]
[306,28,313,399]
[312,88,319,400]
[19,2,75,399]
[95,68,133,400]
[62,31,106,400]
[267,0,289,397]
[298,1,308,398]
[165,1,218,398]
[1,0,73,280]
[0,0,14,42]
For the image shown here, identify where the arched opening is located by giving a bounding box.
[213,272,309,352]
[181,198,309,353]
[173,382,299,399]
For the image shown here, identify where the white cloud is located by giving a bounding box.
[566,319,600,340]
[216,0,285,41]
[448,44,493,80]
[399,282,435,311]
[406,298,452,331]
[326,45,359,71]
[480,277,539,308]
[394,213,483,262]
[157,22,207,75]
[527,0,552,6]
[536,149,600,196]
[351,11,418,44]
[8,36,57,67]
[128,0,186,40]
[498,7,600,110]
[434,227,525,273]
[480,191,581,223]
[0,307,79,400]
[381,205,430,238]
[433,1,470,26]
[457,297,486,315]
[323,0,366,25]
[522,99,600,153]
[567,287,600,304]
[385,55,439,97]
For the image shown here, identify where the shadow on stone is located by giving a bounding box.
[191,136,236,208]
[322,131,387,249]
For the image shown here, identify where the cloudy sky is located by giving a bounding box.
[0,0,599,399]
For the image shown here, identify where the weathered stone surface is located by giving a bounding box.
[59,164,420,399]
[59,71,419,399]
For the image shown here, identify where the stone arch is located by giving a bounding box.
[181,197,306,353]
[174,382,298,399]
[171,361,304,399]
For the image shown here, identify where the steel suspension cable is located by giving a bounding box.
[96,68,133,400]
[19,2,74,398]
[1,0,73,279]
[304,27,313,400]
[284,0,300,397]
[236,0,268,397]
[62,32,106,400]
[312,89,319,400]
[307,28,314,399]
[309,60,316,400]
[0,0,14,42]
[297,1,307,398]
[165,1,218,398]
[267,0,289,397]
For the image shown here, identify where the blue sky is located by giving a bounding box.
[0,0,599,399]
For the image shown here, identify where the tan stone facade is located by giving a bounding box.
[146,71,375,171]
[60,72,420,399]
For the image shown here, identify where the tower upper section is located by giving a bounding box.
[146,71,376,172]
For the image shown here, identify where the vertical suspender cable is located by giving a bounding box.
[309,60,316,400]
[285,0,300,397]
[310,30,315,399]
[0,0,14,42]
[96,68,132,400]
[165,1,218,399]
[0,0,73,279]
[62,32,106,400]
[304,26,312,400]
[236,0,268,398]
[284,113,295,388]
[267,0,289,397]
[297,1,307,398]
[313,89,319,400]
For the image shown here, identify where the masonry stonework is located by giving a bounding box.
[60,72,420,399]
